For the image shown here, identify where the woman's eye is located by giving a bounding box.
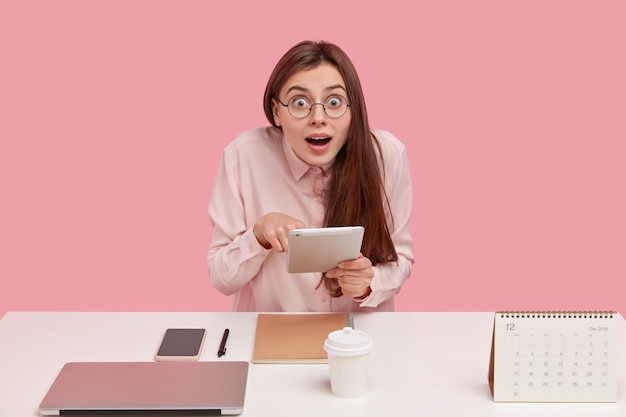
[292,98,309,108]
[327,97,342,107]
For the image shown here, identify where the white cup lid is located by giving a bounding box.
[324,327,373,356]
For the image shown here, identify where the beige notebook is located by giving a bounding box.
[252,313,351,364]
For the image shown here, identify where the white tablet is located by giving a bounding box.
[287,226,365,273]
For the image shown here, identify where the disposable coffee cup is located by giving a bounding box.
[323,327,373,398]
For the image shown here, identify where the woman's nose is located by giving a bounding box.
[308,103,327,123]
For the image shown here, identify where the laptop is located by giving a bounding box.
[39,361,249,416]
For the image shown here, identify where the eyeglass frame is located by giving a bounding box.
[275,94,351,119]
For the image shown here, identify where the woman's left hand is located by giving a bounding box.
[326,253,373,299]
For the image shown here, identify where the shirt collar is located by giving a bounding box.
[281,133,333,181]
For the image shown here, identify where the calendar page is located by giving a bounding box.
[488,311,618,402]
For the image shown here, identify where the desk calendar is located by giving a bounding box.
[488,311,618,402]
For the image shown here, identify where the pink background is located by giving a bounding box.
[1,1,624,318]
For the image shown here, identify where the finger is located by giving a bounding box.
[337,275,371,287]
[335,270,362,280]
[336,280,368,298]
[339,254,371,270]
[277,234,289,253]
[266,234,286,252]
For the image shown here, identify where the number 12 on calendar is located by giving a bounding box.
[488,311,618,402]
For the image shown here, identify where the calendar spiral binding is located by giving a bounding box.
[498,311,616,319]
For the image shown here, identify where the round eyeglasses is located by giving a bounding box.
[277,95,351,119]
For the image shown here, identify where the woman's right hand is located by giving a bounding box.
[253,212,307,252]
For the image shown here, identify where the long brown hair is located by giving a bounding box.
[263,40,398,296]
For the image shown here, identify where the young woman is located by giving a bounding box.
[208,40,414,311]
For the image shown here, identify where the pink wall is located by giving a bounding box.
[1,1,625,318]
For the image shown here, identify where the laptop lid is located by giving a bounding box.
[39,361,249,416]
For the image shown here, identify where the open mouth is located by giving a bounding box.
[306,137,331,146]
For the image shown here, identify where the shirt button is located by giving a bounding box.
[320,296,327,303]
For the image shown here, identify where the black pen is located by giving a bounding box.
[217,328,230,357]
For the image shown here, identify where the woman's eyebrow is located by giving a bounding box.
[285,84,347,96]
[324,84,347,93]
[285,85,308,95]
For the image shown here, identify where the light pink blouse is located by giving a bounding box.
[207,127,414,312]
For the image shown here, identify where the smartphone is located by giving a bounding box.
[155,328,206,361]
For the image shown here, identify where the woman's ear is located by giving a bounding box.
[271,99,281,127]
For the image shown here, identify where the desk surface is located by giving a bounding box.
[0,311,624,417]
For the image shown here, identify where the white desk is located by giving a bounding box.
[0,312,623,416]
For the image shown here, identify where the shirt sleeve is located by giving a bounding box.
[357,133,415,308]
[207,149,271,296]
